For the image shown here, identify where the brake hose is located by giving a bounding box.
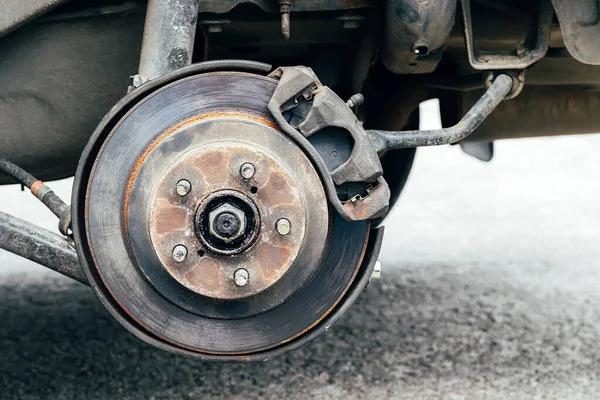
[0,157,71,236]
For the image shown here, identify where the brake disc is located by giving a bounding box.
[72,63,381,360]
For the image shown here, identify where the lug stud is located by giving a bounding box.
[276,218,291,235]
[234,268,249,287]
[240,163,255,179]
[172,245,188,263]
[176,179,191,196]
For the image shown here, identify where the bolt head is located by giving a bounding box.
[276,218,291,235]
[208,203,247,242]
[240,163,256,179]
[176,179,191,196]
[234,268,249,287]
[172,245,188,263]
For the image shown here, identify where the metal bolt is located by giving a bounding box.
[176,179,191,196]
[214,212,240,238]
[370,260,382,281]
[208,203,247,243]
[234,268,249,287]
[131,74,146,88]
[346,93,364,110]
[276,218,291,235]
[240,163,256,179]
[172,245,188,263]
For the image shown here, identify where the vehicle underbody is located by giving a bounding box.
[0,0,598,360]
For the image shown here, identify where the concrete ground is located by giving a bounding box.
[1,129,599,399]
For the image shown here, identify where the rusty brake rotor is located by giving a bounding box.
[72,63,376,360]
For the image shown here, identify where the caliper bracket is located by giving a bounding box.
[268,66,390,221]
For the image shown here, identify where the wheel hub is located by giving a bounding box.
[131,118,328,300]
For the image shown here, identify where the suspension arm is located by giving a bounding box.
[0,211,87,284]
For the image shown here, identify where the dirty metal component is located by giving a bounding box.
[212,208,243,241]
[207,201,247,243]
[381,0,456,74]
[196,189,258,254]
[0,156,71,236]
[73,63,375,359]
[234,268,249,287]
[280,0,291,40]
[176,179,192,196]
[551,0,600,65]
[368,74,513,151]
[268,66,390,221]
[346,93,364,111]
[0,211,87,285]
[133,117,327,299]
[196,0,374,13]
[461,0,553,70]
[240,163,256,179]
[172,244,188,262]
[276,218,291,235]
[137,0,201,84]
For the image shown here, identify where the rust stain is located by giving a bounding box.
[185,259,221,296]
[254,243,292,281]
[152,204,188,235]
[193,151,229,185]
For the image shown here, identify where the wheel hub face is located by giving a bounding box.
[132,118,327,300]
[74,70,372,358]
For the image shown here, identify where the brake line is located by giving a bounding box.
[0,157,71,236]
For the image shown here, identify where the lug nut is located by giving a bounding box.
[234,268,249,287]
[276,218,291,235]
[240,163,255,179]
[172,245,188,263]
[176,179,191,196]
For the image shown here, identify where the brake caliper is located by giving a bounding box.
[268,66,390,221]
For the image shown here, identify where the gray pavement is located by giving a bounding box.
[1,132,600,399]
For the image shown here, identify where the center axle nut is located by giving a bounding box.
[208,203,247,243]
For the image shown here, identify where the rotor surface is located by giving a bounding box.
[73,67,373,359]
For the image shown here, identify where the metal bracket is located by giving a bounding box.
[461,0,553,70]
[268,66,390,221]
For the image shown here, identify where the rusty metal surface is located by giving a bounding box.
[268,66,390,221]
[551,0,600,65]
[131,118,327,300]
[197,0,374,13]
[461,0,553,70]
[0,210,87,284]
[73,68,372,357]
